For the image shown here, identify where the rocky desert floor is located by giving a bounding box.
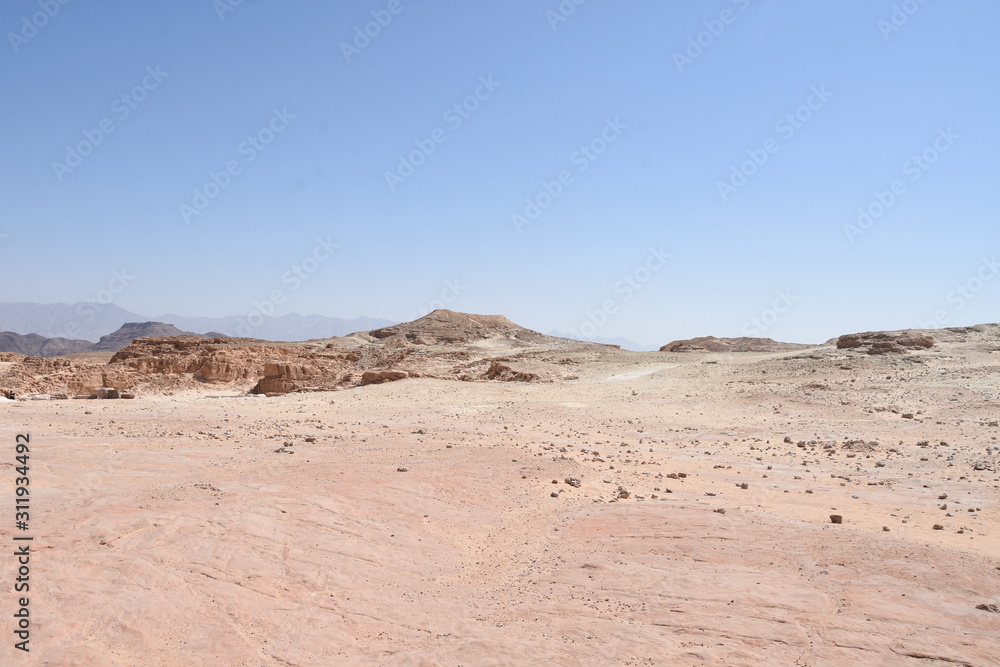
[2,333,999,665]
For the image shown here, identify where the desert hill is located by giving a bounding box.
[0,330,93,357]
[0,322,204,357]
[362,309,565,347]
[660,335,812,353]
[89,322,200,351]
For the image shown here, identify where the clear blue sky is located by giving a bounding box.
[1,0,997,346]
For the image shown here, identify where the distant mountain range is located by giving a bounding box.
[0,302,395,343]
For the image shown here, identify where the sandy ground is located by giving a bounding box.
[1,346,999,665]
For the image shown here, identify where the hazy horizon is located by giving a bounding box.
[3,1,997,347]
[4,299,999,351]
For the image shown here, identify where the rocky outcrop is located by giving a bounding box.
[482,362,539,382]
[660,336,811,353]
[359,370,409,386]
[109,337,291,381]
[0,355,105,397]
[252,362,326,395]
[836,332,934,355]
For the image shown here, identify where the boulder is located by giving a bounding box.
[359,370,409,386]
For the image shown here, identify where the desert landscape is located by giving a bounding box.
[5,1,997,664]
[1,310,998,665]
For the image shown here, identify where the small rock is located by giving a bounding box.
[739,482,749,489]
[976,603,1000,613]
[397,467,409,472]
[830,515,843,524]
[565,477,582,488]
[882,526,890,531]
[714,508,726,514]
[550,491,559,498]
[932,524,944,530]
[902,413,914,419]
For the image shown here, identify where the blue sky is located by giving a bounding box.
[1,0,997,346]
